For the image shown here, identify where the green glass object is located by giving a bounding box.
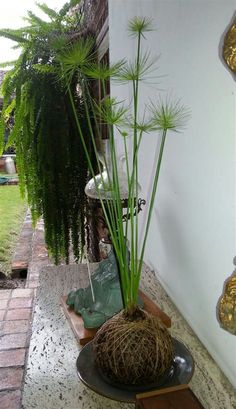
[67,249,123,328]
[67,248,143,329]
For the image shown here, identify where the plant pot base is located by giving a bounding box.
[76,338,194,403]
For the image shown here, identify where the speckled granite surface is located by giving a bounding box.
[22,264,236,409]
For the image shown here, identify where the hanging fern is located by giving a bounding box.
[0,0,95,263]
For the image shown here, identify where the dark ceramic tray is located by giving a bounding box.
[76,338,194,403]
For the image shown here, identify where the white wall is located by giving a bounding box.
[109,0,236,387]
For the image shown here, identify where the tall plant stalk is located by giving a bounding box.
[58,16,189,311]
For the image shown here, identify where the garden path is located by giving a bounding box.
[0,217,51,409]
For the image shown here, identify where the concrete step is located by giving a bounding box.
[11,211,33,276]
[26,219,50,289]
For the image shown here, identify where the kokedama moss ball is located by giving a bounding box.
[93,307,173,385]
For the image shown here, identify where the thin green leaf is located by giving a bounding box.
[128,16,154,37]
[32,64,58,75]
[36,3,58,20]
[0,29,29,43]
[0,60,18,68]
[127,117,154,133]
[149,98,190,131]
[58,37,94,79]
[95,97,128,126]
[2,99,16,120]
[117,51,159,83]
[0,118,5,155]
[49,34,68,51]
[25,10,48,27]
[83,60,125,80]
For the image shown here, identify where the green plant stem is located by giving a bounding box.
[134,129,167,299]
[83,75,130,305]
[100,79,120,237]
[129,31,141,304]
[109,125,130,304]
[80,77,103,175]
[99,79,131,305]
[82,78,117,233]
[81,77,120,247]
[123,135,130,241]
[68,83,131,307]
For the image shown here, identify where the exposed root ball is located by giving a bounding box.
[93,308,173,385]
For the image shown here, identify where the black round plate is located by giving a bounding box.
[76,338,194,403]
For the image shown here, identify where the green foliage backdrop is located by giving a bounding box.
[0,1,95,263]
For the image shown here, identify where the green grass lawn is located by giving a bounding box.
[0,185,27,276]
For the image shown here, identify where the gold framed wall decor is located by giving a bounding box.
[222,17,236,76]
[217,17,236,335]
[218,260,236,335]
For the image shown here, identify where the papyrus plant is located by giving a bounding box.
[59,17,189,312]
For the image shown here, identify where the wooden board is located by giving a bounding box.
[60,290,171,346]
[61,297,97,345]
[136,385,205,409]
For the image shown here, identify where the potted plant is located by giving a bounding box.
[58,16,189,385]
[0,1,96,263]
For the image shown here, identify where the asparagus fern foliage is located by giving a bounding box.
[0,1,95,263]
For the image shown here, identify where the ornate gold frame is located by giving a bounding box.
[218,271,236,335]
[223,18,236,75]
[217,19,236,335]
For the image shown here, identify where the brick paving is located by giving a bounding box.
[0,213,74,407]
[5,309,32,322]
[0,310,5,321]
[0,288,34,408]
[2,321,29,335]
[0,350,26,367]
[0,390,22,409]
[0,217,50,409]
